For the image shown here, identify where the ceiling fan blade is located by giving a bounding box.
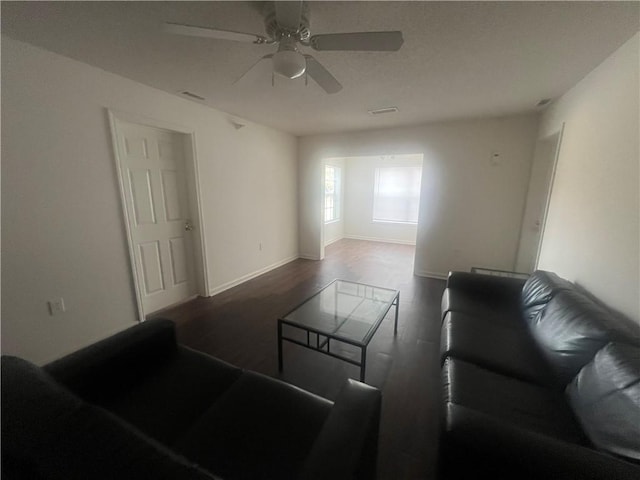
[304,56,342,94]
[163,22,268,44]
[275,1,303,31]
[309,31,404,51]
[233,54,274,85]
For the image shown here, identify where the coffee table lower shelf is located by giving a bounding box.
[277,294,399,383]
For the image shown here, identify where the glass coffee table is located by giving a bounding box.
[278,279,400,382]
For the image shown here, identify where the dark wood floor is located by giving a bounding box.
[151,238,446,480]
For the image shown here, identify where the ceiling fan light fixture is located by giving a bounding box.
[272,49,306,79]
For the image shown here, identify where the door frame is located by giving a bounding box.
[533,123,564,270]
[107,109,210,321]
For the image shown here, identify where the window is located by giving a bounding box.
[324,165,341,223]
[373,166,422,224]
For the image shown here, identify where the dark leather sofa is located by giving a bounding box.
[439,270,640,479]
[2,318,382,480]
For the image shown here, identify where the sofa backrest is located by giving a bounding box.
[566,342,640,462]
[528,289,628,386]
[520,270,575,326]
[45,318,178,403]
[1,355,217,480]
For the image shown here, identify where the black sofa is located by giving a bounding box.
[439,270,640,479]
[2,318,382,480]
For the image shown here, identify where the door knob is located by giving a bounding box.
[184,220,194,231]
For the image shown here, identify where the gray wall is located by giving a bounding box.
[299,114,540,276]
[537,33,639,324]
[1,37,299,363]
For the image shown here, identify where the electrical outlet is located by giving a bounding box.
[48,298,65,316]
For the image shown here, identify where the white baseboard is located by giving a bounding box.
[324,236,343,247]
[343,235,416,246]
[208,255,300,296]
[298,253,321,260]
[414,269,448,280]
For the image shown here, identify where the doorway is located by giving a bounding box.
[109,112,208,320]
[515,126,564,273]
[320,154,423,259]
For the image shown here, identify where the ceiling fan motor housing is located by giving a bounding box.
[263,2,310,41]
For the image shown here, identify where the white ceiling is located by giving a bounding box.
[2,1,638,136]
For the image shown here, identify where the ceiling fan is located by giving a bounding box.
[163,1,404,94]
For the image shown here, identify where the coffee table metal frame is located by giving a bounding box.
[277,279,399,382]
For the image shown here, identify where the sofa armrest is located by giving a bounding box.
[446,271,526,299]
[299,379,382,480]
[44,318,178,402]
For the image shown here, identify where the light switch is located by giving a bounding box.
[48,298,65,316]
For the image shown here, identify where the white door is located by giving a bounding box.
[515,128,563,273]
[115,121,197,314]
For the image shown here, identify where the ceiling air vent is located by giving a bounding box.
[368,106,399,116]
[180,91,205,101]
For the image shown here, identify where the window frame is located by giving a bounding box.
[324,164,342,224]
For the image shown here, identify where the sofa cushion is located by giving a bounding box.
[1,356,217,480]
[174,370,334,480]
[567,342,640,461]
[442,357,587,443]
[520,270,574,325]
[529,290,625,386]
[441,403,640,480]
[99,345,243,446]
[440,311,552,385]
